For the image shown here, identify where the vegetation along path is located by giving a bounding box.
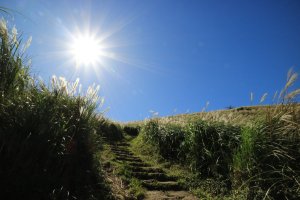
[103,139,197,200]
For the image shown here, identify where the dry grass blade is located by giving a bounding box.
[286,89,300,100]
[280,70,298,100]
[260,93,268,103]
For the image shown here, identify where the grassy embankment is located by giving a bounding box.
[127,75,300,199]
[0,18,114,199]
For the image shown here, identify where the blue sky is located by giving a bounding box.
[2,0,300,121]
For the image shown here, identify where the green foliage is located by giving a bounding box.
[0,19,111,199]
[128,178,145,199]
[250,118,300,199]
[233,127,258,181]
[233,70,300,199]
[141,119,241,192]
[232,115,300,199]
[0,79,110,200]
[123,125,140,136]
[98,118,124,141]
[143,120,185,159]
[116,162,132,180]
[182,121,240,181]
[114,161,145,199]
[0,18,30,96]
[138,95,300,199]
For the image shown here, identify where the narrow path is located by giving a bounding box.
[108,141,198,200]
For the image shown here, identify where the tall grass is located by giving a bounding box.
[0,18,111,199]
[0,18,30,96]
[142,119,185,160]
[135,69,300,199]
[139,118,241,195]
[236,69,300,199]
[182,121,240,181]
[98,118,124,141]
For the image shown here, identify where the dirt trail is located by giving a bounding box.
[107,141,198,200]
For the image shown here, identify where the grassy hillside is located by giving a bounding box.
[127,104,300,127]
[0,18,113,199]
[126,78,300,199]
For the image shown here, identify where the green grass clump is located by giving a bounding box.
[139,118,241,194]
[233,127,257,172]
[231,70,300,199]
[182,121,240,183]
[249,107,300,199]
[128,178,145,199]
[143,120,185,160]
[0,18,111,199]
[112,160,145,199]
[123,124,140,136]
[0,18,30,96]
[98,118,124,141]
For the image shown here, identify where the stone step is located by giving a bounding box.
[132,172,176,181]
[110,148,131,153]
[110,146,129,150]
[112,151,135,156]
[110,147,130,151]
[145,191,198,200]
[114,153,140,159]
[114,154,136,159]
[105,140,197,199]
[127,161,151,167]
[110,142,130,147]
[115,156,143,162]
[142,180,182,191]
[128,166,164,173]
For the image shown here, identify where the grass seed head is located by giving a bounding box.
[0,17,7,36]
[260,93,268,103]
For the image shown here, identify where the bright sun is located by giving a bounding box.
[70,34,103,66]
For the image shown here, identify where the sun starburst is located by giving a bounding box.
[70,33,103,66]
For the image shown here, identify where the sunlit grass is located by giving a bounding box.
[126,68,300,199]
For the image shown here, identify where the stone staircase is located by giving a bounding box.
[108,141,198,200]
